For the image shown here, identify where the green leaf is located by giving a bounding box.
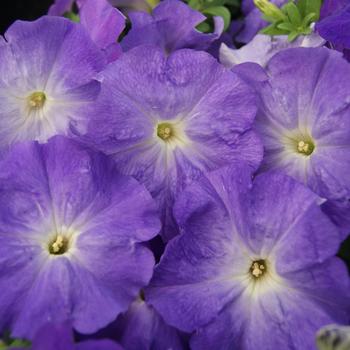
[302,11,318,26]
[254,0,287,21]
[196,21,212,32]
[284,2,302,27]
[260,24,289,36]
[145,0,160,8]
[187,0,201,10]
[11,339,30,348]
[202,6,231,30]
[299,26,312,35]
[188,0,231,9]
[276,22,295,31]
[305,0,322,21]
[0,337,30,350]
[257,0,323,41]
[225,0,240,6]
[261,13,283,23]
[9,339,30,348]
[202,0,227,7]
[288,31,299,41]
[63,11,80,23]
[296,0,307,17]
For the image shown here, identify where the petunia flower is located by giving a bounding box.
[48,0,158,16]
[48,0,75,16]
[146,165,350,350]
[314,0,350,61]
[316,3,350,58]
[121,0,224,54]
[252,47,350,237]
[113,294,188,350]
[10,322,123,350]
[48,0,126,63]
[0,136,160,339]
[80,45,262,240]
[79,0,126,62]
[319,0,348,19]
[0,16,104,149]
[220,30,324,68]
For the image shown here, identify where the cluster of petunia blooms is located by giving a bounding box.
[0,0,350,349]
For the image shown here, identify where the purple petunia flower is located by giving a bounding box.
[79,0,126,62]
[316,3,350,55]
[49,0,126,63]
[48,0,156,16]
[220,31,325,68]
[48,0,75,16]
[80,45,262,240]
[252,47,350,237]
[146,165,350,350]
[0,16,105,149]
[10,323,123,350]
[121,0,224,54]
[113,294,187,350]
[319,0,348,19]
[0,136,160,339]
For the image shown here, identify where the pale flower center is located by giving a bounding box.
[48,234,69,255]
[281,129,316,157]
[157,122,174,141]
[242,257,287,299]
[28,91,46,110]
[296,139,315,156]
[154,119,190,151]
[249,259,267,279]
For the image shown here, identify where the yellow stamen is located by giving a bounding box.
[157,122,174,141]
[296,139,315,156]
[28,91,46,109]
[250,260,267,279]
[49,235,69,255]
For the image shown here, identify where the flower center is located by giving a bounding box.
[157,122,174,141]
[139,289,145,301]
[48,235,69,255]
[296,139,315,156]
[249,259,267,279]
[282,130,316,157]
[28,91,46,109]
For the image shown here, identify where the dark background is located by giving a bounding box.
[0,0,53,34]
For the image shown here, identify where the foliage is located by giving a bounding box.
[255,0,322,41]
